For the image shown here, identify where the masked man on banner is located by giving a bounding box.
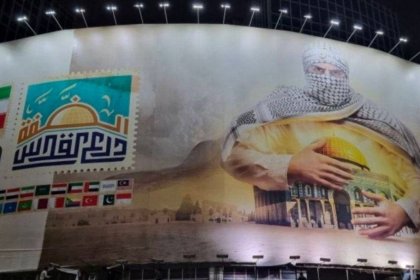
[222,42,420,238]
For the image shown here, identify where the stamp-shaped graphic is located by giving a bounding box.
[13,75,137,172]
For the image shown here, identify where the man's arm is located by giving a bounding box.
[222,137,353,191]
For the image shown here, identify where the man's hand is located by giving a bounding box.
[287,139,354,190]
[352,191,411,239]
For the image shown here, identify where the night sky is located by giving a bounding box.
[377,0,420,59]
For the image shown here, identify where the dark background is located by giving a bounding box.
[1,0,419,60]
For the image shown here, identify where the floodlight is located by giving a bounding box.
[193,3,204,24]
[368,30,384,48]
[248,6,260,27]
[106,5,118,25]
[75,8,88,27]
[134,3,145,24]
[346,24,363,42]
[221,3,231,24]
[16,15,37,35]
[389,37,408,54]
[274,8,288,29]
[45,10,56,15]
[300,14,312,33]
[159,3,170,24]
[324,19,340,38]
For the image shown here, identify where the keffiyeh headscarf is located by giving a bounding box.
[224,42,420,167]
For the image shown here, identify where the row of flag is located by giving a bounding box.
[0,179,133,215]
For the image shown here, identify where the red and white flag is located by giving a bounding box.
[82,195,98,207]
[115,193,132,205]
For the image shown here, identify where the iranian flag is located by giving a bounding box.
[0,86,11,129]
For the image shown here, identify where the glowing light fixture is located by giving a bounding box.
[16,16,37,35]
[248,7,260,27]
[106,5,118,25]
[220,3,231,24]
[75,8,88,27]
[300,14,312,33]
[346,24,363,42]
[274,9,287,30]
[45,9,63,30]
[368,30,384,48]
[134,4,145,24]
[389,37,408,54]
[159,3,170,24]
[323,19,340,38]
[193,3,204,24]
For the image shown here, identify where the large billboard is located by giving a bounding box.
[0,25,419,272]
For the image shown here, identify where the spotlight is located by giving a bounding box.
[389,37,408,54]
[346,24,363,42]
[159,2,170,24]
[323,19,340,38]
[192,3,204,24]
[299,14,312,33]
[248,7,260,27]
[134,3,145,24]
[45,9,63,30]
[75,8,88,27]
[274,9,287,30]
[16,15,37,35]
[368,30,384,48]
[106,5,118,25]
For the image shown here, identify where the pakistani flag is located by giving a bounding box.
[0,85,11,129]
[102,194,115,206]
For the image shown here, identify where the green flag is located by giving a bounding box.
[35,185,50,196]
[18,200,32,211]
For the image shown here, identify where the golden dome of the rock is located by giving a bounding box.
[48,104,98,127]
[320,137,369,170]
